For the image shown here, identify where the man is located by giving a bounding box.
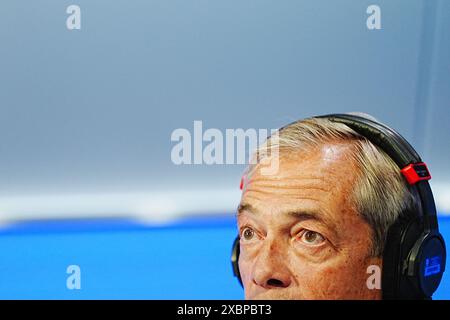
[235,114,423,299]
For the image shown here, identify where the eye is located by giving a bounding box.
[299,230,325,245]
[241,227,256,241]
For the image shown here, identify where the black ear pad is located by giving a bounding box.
[382,216,406,299]
[231,237,243,287]
[383,215,424,299]
[383,214,446,299]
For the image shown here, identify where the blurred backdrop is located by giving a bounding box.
[0,0,449,299]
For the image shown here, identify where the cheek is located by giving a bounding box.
[291,257,371,299]
[238,253,253,286]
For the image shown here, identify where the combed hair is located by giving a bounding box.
[249,117,421,257]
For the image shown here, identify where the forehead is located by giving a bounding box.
[240,142,360,223]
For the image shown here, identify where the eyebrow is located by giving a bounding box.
[236,202,340,243]
[237,202,327,224]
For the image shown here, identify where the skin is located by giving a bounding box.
[237,141,382,300]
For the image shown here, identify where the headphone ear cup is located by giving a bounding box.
[414,233,446,297]
[382,217,406,299]
[231,237,243,287]
[383,215,430,299]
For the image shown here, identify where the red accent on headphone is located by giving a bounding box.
[401,162,431,185]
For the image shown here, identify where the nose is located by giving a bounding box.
[252,239,292,289]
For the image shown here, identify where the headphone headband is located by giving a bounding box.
[315,113,437,231]
[315,113,421,165]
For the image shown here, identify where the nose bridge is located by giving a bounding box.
[252,233,292,288]
[259,233,285,263]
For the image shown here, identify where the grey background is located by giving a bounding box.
[0,1,448,213]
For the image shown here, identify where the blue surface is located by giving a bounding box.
[0,215,448,299]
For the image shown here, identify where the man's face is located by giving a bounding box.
[237,142,382,299]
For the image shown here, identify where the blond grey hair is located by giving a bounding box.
[249,117,421,257]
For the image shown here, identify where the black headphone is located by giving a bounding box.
[231,113,446,299]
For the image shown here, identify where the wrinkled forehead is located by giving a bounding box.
[239,142,361,224]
